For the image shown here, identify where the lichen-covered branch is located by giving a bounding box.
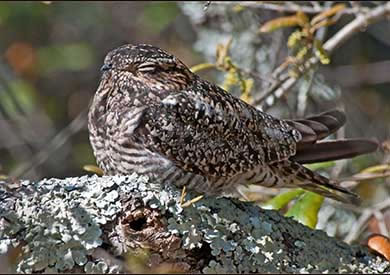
[1,175,389,273]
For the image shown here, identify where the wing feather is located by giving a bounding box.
[134,80,300,178]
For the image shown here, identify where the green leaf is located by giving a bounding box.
[287,30,305,48]
[285,191,324,229]
[261,189,305,210]
[83,165,103,176]
[304,161,335,171]
[314,39,330,64]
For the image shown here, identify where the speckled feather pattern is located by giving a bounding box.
[88,44,372,202]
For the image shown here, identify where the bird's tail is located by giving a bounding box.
[271,160,360,205]
[286,109,378,164]
[246,109,378,204]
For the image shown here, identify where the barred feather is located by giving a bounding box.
[88,44,378,204]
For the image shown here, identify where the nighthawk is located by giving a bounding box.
[88,44,378,204]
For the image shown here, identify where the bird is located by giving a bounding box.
[88,43,378,204]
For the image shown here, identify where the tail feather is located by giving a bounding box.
[292,138,379,164]
[306,109,346,134]
[286,109,347,145]
[293,119,330,140]
[286,109,378,164]
[257,109,379,204]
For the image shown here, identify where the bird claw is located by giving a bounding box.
[180,186,204,208]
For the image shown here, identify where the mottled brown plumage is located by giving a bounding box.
[88,44,378,204]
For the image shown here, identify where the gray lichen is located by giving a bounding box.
[1,174,389,273]
[0,175,130,273]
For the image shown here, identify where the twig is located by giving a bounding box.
[374,210,389,238]
[253,72,289,105]
[344,208,372,244]
[314,1,333,41]
[331,106,347,179]
[226,1,364,15]
[10,109,88,178]
[203,1,211,11]
[0,62,50,177]
[344,198,390,244]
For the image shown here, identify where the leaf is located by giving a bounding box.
[232,4,244,13]
[261,189,305,210]
[295,46,309,61]
[190,63,215,73]
[216,38,233,68]
[243,78,254,95]
[360,164,390,174]
[314,39,330,64]
[259,11,309,33]
[285,191,324,229]
[221,67,239,92]
[305,161,336,171]
[125,248,150,273]
[240,78,254,103]
[287,30,306,48]
[83,165,104,176]
[310,3,346,26]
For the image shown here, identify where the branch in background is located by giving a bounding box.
[225,1,367,15]
[9,109,87,178]
[344,198,390,244]
[253,1,390,107]
[0,62,54,178]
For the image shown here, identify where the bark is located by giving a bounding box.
[0,174,389,273]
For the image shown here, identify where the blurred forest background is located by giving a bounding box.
[0,1,390,242]
[0,1,388,179]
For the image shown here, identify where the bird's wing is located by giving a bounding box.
[133,82,301,178]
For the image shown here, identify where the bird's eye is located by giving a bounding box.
[138,61,157,73]
[138,66,156,72]
[138,61,175,73]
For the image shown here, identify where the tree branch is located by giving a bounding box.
[1,175,389,273]
[253,2,390,107]
[221,1,364,15]
[9,109,87,178]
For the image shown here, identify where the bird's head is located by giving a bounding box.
[100,44,194,91]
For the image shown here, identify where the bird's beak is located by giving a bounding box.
[100,64,112,72]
